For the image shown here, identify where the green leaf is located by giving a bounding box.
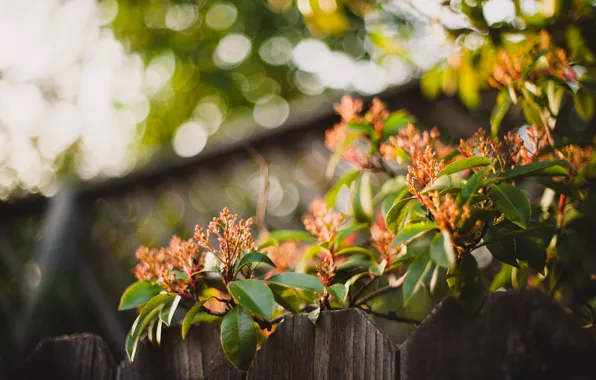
[352,171,373,223]
[347,122,374,133]
[574,89,594,121]
[491,183,531,229]
[269,230,315,243]
[461,166,492,204]
[181,299,209,339]
[429,264,441,294]
[369,259,387,276]
[335,246,377,260]
[326,284,347,303]
[159,295,182,326]
[483,226,518,267]
[546,81,564,116]
[521,99,545,129]
[268,284,302,313]
[491,92,511,136]
[118,281,165,311]
[228,279,275,321]
[325,170,360,208]
[421,65,442,99]
[515,234,547,273]
[335,223,369,246]
[125,326,141,362]
[385,197,414,234]
[439,157,492,177]
[221,306,257,371]
[458,68,480,109]
[308,307,321,325]
[502,161,569,180]
[133,293,176,335]
[447,254,488,315]
[266,273,324,294]
[383,110,416,138]
[235,252,276,274]
[430,231,456,268]
[257,237,278,250]
[403,251,431,305]
[392,222,438,249]
[490,263,513,291]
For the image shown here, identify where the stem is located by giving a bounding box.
[349,276,376,306]
[361,308,422,325]
[354,274,406,306]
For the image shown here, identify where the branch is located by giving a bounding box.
[361,308,422,325]
[349,276,376,306]
[354,274,406,306]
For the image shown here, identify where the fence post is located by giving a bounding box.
[117,323,242,380]
[400,289,596,380]
[22,333,116,380]
[248,308,399,380]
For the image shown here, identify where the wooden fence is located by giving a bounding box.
[17,289,596,380]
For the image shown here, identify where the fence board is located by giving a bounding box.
[22,333,116,380]
[400,288,596,380]
[248,308,399,380]
[117,323,242,380]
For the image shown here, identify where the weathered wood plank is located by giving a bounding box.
[22,333,116,380]
[400,288,596,380]
[117,323,241,380]
[248,308,399,380]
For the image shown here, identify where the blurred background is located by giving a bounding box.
[0,0,559,365]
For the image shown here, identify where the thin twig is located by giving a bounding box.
[361,308,422,325]
[354,274,406,306]
[246,145,269,234]
[350,276,376,306]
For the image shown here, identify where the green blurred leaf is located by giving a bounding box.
[325,170,360,208]
[221,306,257,371]
[352,171,373,223]
[458,68,480,109]
[269,230,315,243]
[430,231,456,268]
[573,89,595,121]
[369,259,387,276]
[521,99,546,129]
[421,65,443,99]
[118,281,165,311]
[546,81,565,116]
[439,157,492,177]
[490,263,513,291]
[383,110,416,138]
[403,250,431,305]
[447,254,488,315]
[491,183,531,229]
[257,238,278,250]
[335,223,369,246]
[228,279,275,321]
[266,273,324,294]
[392,222,438,249]
[181,299,209,339]
[491,92,511,136]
